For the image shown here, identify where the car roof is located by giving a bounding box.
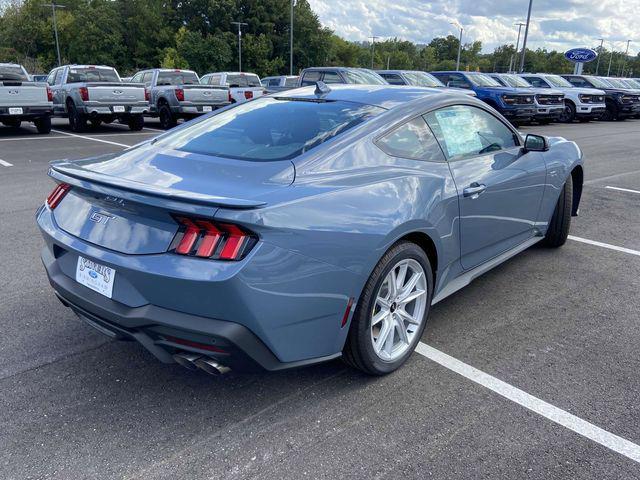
[0,63,23,67]
[304,67,371,72]
[273,84,477,110]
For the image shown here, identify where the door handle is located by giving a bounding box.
[463,183,487,198]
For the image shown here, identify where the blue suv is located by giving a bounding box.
[431,71,535,123]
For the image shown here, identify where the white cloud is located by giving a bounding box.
[308,0,640,54]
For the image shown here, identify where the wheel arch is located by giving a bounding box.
[398,231,438,284]
[570,164,583,216]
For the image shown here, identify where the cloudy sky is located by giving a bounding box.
[308,0,640,54]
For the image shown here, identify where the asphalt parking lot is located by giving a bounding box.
[1,117,639,479]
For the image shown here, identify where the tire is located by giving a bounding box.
[559,102,575,123]
[2,119,21,128]
[542,175,573,248]
[601,101,618,121]
[34,116,51,134]
[67,101,87,132]
[158,104,177,130]
[127,115,144,131]
[343,241,433,375]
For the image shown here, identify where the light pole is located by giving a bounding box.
[595,38,604,75]
[231,21,248,72]
[43,2,66,66]
[620,40,631,76]
[519,0,534,73]
[607,43,614,76]
[510,22,525,72]
[369,36,379,69]
[289,0,294,75]
[449,22,463,70]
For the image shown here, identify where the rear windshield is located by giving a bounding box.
[152,97,384,161]
[67,68,120,83]
[284,76,299,87]
[226,74,261,87]
[343,69,387,85]
[0,65,28,81]
[157,71,199,86]
[403,72,444,88]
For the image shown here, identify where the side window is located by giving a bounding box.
[322,71,342,84]
[376,117,445,162]
[381,74,405,85]
[526,77,548,88]
[268,78,280,87]
[46,69,57,86]
[447,73,471,89]
[141,72,153,85]
[424,105,518,160]
[300,71,321,86]
[54,69,64,85]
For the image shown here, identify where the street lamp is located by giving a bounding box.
[620,40,631,77]
[231,21,248,72]
[607,42,614,76]
[290,0,294,75]
[509,22,525,72]
[449,22,463,71]
[595,38,604,75]
[518,0,534,73]
[369,36,379,69]
[42,2,66,67]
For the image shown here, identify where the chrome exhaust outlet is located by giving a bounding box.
[194,358,231,376]
[172,352,201,371]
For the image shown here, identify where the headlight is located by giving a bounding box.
[578,94,591,103]
[502,94,518,104]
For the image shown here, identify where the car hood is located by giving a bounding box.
[478,86,529,94]
[570,87,606,95]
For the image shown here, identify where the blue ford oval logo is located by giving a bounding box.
[89,270,98,279]
[564,48,597,63]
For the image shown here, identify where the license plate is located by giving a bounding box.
[202,106,212,112]
[76,256,115,299]
[9,107,23,115]
[113,105,125,113]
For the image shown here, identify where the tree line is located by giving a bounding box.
[1,0,637,78]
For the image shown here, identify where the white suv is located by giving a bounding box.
[520,73,606,122]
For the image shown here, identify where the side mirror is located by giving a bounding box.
[524,134,549,152]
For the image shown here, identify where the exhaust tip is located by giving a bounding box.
[172,352,201,371]
[194,358,231,376]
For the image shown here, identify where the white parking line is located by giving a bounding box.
[568,235,640,257]
[51,129,129,148]
[416,343,640,464]
[605,186,640,195]
[0,159,13,167]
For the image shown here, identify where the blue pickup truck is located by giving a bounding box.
[430,71,535,124]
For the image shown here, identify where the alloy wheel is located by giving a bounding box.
[370,258,427,362]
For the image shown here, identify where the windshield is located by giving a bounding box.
[469,74,501,87]
[152,97,384,161]
[226,74,262,87]
[157,71,199,86]
[67,67,120,83]
[343,69,387,85]
[605,78,629,89]
[624,79,640,88]
[545,75,573,88]
[589,77,613,88]
[403,72,444,87]
[501,74,532,88]
[0,65,28,81]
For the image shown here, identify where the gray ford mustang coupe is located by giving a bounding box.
[37,84,583,376]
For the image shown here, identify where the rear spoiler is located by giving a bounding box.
[49,161,267,211]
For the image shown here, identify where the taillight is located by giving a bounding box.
[144,88,150,102]
[46,86,53,102]
[79,87,89,101]
[175,88,184,101]
[244,91,253,100]
[171,217,256,261]
[46,183,71,209]
[228,91,233,103]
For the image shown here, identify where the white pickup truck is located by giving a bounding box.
[0,63,53,134]
[200,72,265,104]
[47,65,148,131]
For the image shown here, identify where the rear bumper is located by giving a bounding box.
[0,105,52,119]
[36,206,358,371]
[173,103,230,115]
[77,103,149,116]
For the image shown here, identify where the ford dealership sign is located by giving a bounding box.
[564,48,598,63]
